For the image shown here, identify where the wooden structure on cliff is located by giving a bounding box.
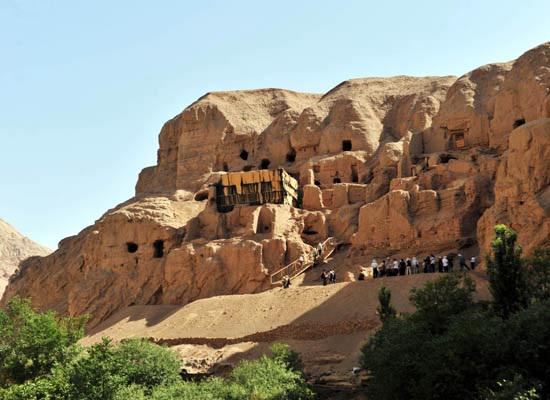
[215,168,299,212]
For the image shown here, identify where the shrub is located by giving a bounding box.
[64,337,181,399]
[0,297,86,386]
[409,272,475,334]
[376,286,396,323]
[524,247,550,303]
[269,343,304,373]
[228,355,314,400]
[479,374,541,400]
[148,346,312,400]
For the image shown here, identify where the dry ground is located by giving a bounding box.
[84,270,490,385]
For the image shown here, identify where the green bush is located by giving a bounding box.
[525,247,550,303]
[409,272,475,334]
[64,337,181,399]
[480,374,541,400]
[0,304,312,400]
[0,297,86,387]
[269,343,304,373]
[228,355,313,400]
[376,286,396,324]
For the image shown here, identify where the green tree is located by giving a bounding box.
[0,297,86,387]
[376,286,396,323]
[228,355,314,400]
[65,337,181,399]
[480,374,541,400]
[147,347,313,400]
[269,343,304,373]
[487,224,529,318]
[409,273,475,334]
[524,247,550,303]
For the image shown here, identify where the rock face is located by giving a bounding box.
[3,42,550,326]
[0,219,50,297]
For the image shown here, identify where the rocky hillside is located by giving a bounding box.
[2,42,549,328]
[0,219,50,296]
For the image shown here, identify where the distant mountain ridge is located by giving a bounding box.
[0,218,50,297]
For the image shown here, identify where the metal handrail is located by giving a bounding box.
[270,237,337,285]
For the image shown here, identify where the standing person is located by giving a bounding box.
[380,259,387,277]
[470,255,477,270]
[448,255,454,272]
[371,258,379,279]
[312,247,319,265]
[406,258,412,275]
[411,256,419,274]
[392,259,399,276]
[317,242,323,261]
[437,256,444,273]
[430,254,436,273]
[424,256,430,274]
[399,259,406,276]
[329,269,336,283]
[320,270,328,286]
[282,275,291,289]
[458,253,469,271]
[442,255,449,272]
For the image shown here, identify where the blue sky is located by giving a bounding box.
[1,0,549,249]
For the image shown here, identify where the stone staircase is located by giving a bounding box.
[270,237,337,285]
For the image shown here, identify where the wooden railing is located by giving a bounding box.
[270,237,337,285]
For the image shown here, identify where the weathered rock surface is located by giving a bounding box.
[0,219,50,297]
[3,42,550,330]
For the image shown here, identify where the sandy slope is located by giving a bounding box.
[84,271,490,382]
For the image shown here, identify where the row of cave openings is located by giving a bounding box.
[126,240,165,258]
[222,140,353,173]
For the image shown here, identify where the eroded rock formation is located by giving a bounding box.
[0,219,50,297]
[3,42,550,326]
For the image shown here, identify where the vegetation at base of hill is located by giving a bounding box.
[376,286,396,323]
[0,298,312,400]
[361,224,550,400]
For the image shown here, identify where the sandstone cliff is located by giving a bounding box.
[0,219,50,297]
[3,42,549,328]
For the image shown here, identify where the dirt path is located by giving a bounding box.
[151,318,379,348]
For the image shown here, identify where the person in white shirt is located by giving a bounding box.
[371,258,379,278]
[470,256,476,270]
[411,256,419,274]
[442,256,449,272]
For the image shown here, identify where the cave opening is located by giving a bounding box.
[239,149,249,160]
[260,159,271,169]
[153,240,164,258]
[303,229,318,235]
[223,162,229,172]
[333,177,341,183]
[513,118,526,128]
[194,190,208,201]
[438,154,457,164]
[286,149,296,163]
[243,165,253,172]
[314,180,321,187]
[351,166,358,183]
[126,242,138,253]
[342,140,352,151]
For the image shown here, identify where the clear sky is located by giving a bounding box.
[1,0,549,249]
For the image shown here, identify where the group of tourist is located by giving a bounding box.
[360,253,476,280]
[320,269,337,285]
